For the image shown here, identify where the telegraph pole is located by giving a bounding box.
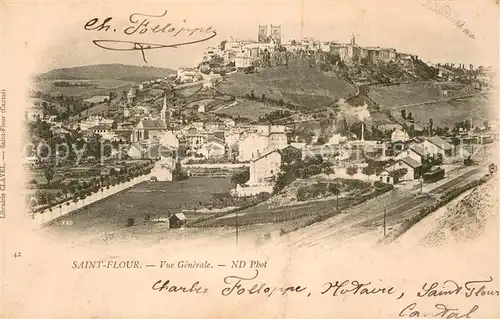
[236,210,239,247]
[336,179,340,211]
[383,209,387,237]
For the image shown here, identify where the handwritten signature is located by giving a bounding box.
[84,10,217,63]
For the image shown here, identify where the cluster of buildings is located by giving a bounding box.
[199,25,418,73]
[201,25,283,69]
[283,34,417,66]
[376,135,454,184]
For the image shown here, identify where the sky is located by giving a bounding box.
[2,0,498,75]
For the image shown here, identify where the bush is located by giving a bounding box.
[126,218,135,227]
[231,168,250,185]
[342,179,370,191]
[304,164,322,178]
[274,170,296,193]
[346,165,359,178]
[297,183,328,201]
[374,181,391,188]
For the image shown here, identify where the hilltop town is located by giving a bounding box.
[26,25,498,244]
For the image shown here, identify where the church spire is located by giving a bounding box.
[350,33,356,46]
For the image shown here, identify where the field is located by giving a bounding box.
[368,82,492,127]
[368,81,473,107]
[34,79,134,98]
[213,99,282,121]
[83,95,109,103]
[218,59,356,110]
[397,96,492,127]
[47,177,233,234]
[191,180,391,229]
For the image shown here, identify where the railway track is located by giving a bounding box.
[284,164,488,249]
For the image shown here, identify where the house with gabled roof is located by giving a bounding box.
[127,143,161,160]
[421,136,453,157]
[395,144,426,163]
[378,156,422,183]
[247,149,282,186]
[169,213,187,228]
[130,119,166,143]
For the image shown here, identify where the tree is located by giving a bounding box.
[304,164,322,178]
[401,109,406,120]
[324,165,335,175]
[464,119,471,131]
[362,165,375,176]
[44,167,55,186]
[407,112,413,121]
[483,120,491,130]
[408,124,415,138]
[231,168,250,185]
[389,168,408,183]
[281,147,302,165]
[346,165,358,179]
[434,153,443,165]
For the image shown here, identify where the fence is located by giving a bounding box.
[31,174,151,226]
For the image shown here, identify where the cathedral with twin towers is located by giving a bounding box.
[258,24,282,46]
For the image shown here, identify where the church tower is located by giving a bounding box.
[270,25,281,46]
[258,25,268,43]
[350,33,356,46]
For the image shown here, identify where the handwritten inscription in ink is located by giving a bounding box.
[83,10,217,62]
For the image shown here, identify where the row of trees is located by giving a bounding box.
[28,119,112,164]
[245,90,298,110]
[31,162,154,210]
[259,109,292,123]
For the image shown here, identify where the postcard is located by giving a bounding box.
[0,1,499,318]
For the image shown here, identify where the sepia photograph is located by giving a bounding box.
[1,1,499,318]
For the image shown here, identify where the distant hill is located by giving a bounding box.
[37,64,175,82]
[218,60,356,110]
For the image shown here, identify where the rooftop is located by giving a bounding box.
[139,120,166,130]
[400,156,422,168]
[172,213,187,220]
[409,145,426,156]
[426,136,453,151]
[251,148,281,162]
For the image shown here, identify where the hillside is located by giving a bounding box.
[397,175,499,247]
[367,81,489,127]
[37,64,175,82]
[218,60,356,110]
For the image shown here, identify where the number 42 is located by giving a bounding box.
[13,252,21,258]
